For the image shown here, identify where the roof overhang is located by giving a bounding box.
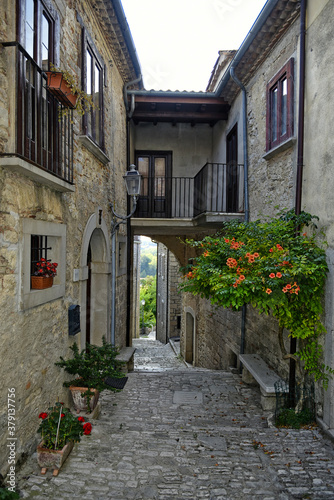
[128,92,230,126]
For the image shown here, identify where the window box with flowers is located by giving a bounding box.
[45,64,94,117]
[37,402,92,475]
[31,258,58,290]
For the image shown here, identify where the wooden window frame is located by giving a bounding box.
[18,0,57,68]
[82,29,104,150]
[266,58,294,152]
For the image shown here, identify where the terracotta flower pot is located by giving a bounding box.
[37,440,74,471]
[31,276,53,290]
[45,71,77,108]
[69,386,99,413]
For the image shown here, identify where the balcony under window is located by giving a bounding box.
[131,162,244,236]
[0,43,74,192]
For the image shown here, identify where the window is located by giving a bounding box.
[23,0,55,69]
[266,58,294,152]
[30,235,51,278]
[22,220,66,310]
[82,30,104,149]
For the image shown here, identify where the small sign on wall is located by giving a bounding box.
[68,305,80,336]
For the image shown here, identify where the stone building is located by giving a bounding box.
[156,243,182,344]
[127,0,334,432]
[0,0,141,477]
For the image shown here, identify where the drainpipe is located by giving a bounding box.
[290,0,307,403]
[124,75,142,117]
[230,64,249,363]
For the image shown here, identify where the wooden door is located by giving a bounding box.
[135,152,172,218]
[226,124,238,212]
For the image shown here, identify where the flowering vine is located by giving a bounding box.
[180,210,332,386]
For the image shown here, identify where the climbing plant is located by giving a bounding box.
[180,210,332,386]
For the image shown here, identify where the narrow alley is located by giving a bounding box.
[16,338,334,499]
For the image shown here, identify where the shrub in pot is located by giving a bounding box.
[55,337,126,411]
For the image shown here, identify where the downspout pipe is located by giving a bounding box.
[290,0,307,403]
[230,64,249,363]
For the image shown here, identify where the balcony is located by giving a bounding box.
[132,162,244,236]
[0,43,74,192]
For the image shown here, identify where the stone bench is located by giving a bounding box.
[239,353,288,411]
[116,347,136,373]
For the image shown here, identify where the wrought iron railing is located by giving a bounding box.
[0,42,74,184]
[194,162,244,216]
[135,163,244,219]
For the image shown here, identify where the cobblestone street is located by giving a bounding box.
[16,338,334,499]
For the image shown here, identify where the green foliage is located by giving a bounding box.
[180,210,331,385]
[275,408,315,429]
[0,489,19,499]
[140,250,157,278]
[140,276,157,326]
[55,337,126,392]
[38,403,85,450]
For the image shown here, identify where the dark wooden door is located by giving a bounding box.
[226,124,238,212]
[135,152,172,218]
[86,243,92,344]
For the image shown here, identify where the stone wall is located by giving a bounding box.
[180,16,300,379]
[167,252,182,339]
[0,0,131,478]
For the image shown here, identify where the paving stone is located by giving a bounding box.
[14,338,334,499]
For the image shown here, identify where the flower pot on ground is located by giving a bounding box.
[37,440,74,473]
[69,386,99,413]
[37,403,92,475]
[55,337,127,412]
[31,258,58,290]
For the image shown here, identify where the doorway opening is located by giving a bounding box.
[135,236,157,339]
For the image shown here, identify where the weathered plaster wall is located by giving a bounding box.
[0,0,129,477]
[246,18,299,220]
[134,122,213,176]
[301,0,334,428]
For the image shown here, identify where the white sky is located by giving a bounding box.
[121,0,267,92]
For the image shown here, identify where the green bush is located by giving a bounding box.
[55,337,126,392]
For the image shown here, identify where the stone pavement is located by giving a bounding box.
[15,338,334,499]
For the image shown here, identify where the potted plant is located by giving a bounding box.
[45,64,94,116]
[55,337,126,413]
[37,402,92,475]
[31,258,58,290]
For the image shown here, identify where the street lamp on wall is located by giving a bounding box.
[110,164,141,346]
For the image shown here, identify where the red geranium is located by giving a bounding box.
[39,412,48,420]
[33,258,58,277]
[83,422,92,435]
[78,416,85,422]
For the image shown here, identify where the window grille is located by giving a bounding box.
[30,235,52,276]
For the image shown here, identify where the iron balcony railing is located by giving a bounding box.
[0,42,74,184]
[135,163,244,219]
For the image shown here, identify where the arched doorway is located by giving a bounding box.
[80,210,110,348]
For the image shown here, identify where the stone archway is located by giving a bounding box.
[184,306,196,365]
[80,208,111,348]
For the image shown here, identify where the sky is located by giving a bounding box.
[121,0,267,92]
